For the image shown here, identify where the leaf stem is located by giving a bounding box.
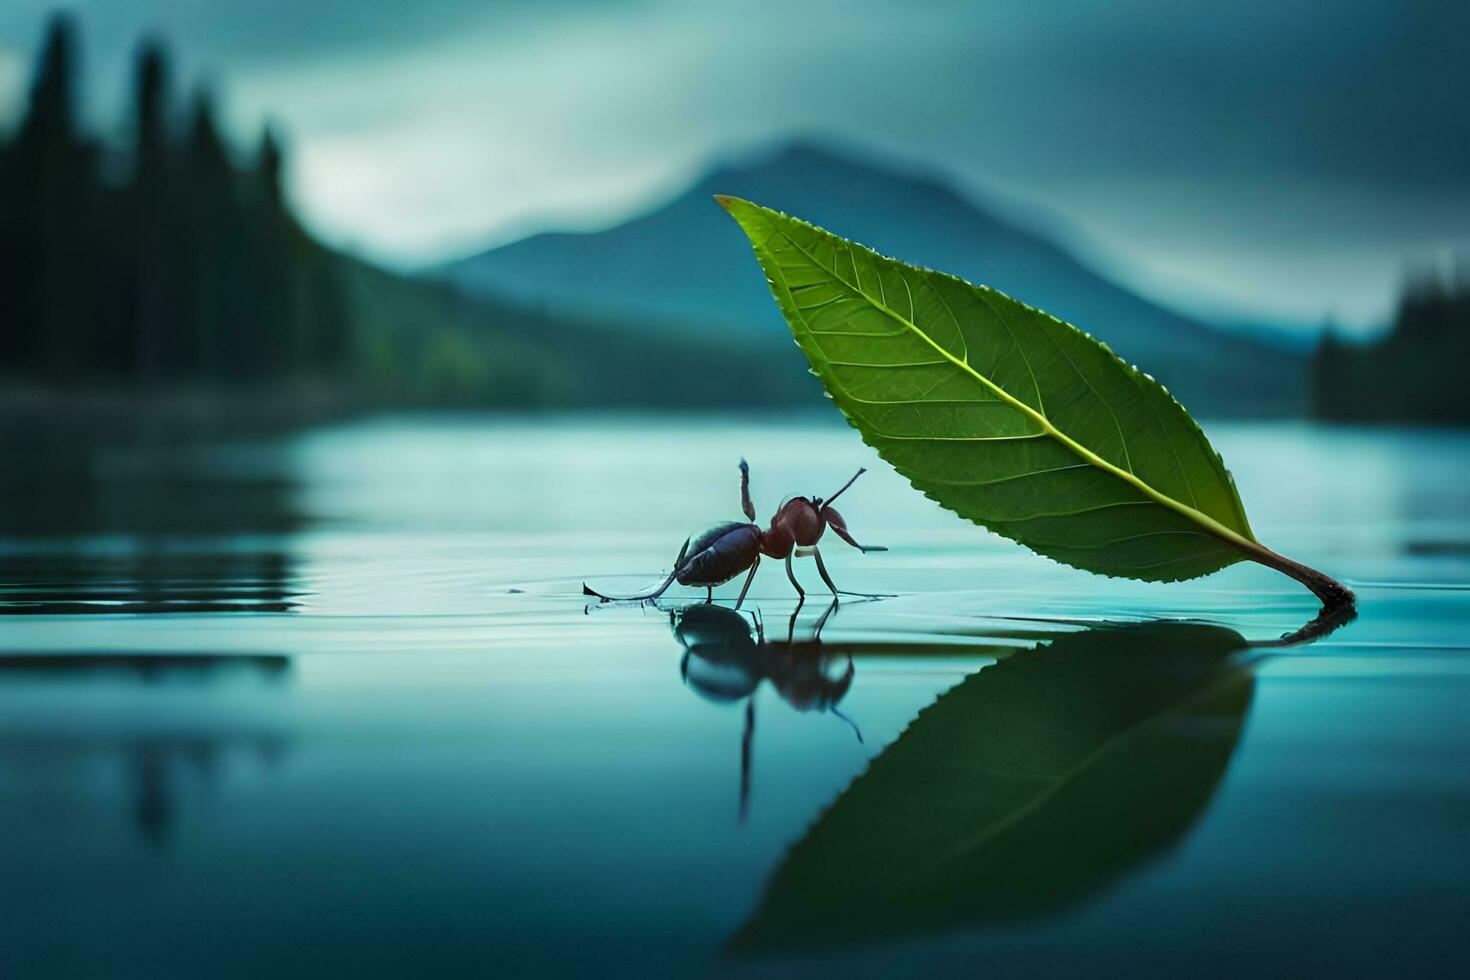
[1239,541,1355,612]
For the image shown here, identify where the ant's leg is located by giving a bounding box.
[825,507,888,553]
[706,586,712,603]
[784,554,805,599]
[786,592,805,644]
[583,537,691,602]
[811,542,891,599]
[828,522,888,553]
[739,699,755,822]
[812,595,838,638]
[734,555,760,610]
[738,458,756,522]
[813,547,840,598]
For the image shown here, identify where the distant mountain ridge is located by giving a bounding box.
[444,140,1304,416]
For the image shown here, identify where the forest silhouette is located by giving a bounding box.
[0,14,346,383]
[0,14,816,410]
[1312,267,1470,423]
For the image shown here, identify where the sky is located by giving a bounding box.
[1,0,1466,335]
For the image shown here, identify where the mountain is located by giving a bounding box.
[339,257,818,408]
[444,140,1304,416]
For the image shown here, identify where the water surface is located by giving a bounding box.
[1,415,1466,977]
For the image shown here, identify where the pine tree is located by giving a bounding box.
[128,38,179,378]
[3,13,97,378]
[183,88,236,376]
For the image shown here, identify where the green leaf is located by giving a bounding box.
[717,196,1319,588]
[730,622,1255,953]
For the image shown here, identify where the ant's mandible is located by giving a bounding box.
[583,459,887,608]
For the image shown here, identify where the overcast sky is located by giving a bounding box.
[1,1,1466,333]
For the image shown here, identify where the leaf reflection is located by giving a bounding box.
[731,620,1257,953]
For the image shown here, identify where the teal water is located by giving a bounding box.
[0,415,1466,977]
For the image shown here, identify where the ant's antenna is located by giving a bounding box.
[831,706,864,744]
[818,468,867,514]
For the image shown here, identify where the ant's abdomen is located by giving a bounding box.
[676,523,761,587]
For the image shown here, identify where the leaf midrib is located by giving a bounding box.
[760,221,1260,553]
[906,660,1251,884]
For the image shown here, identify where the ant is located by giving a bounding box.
[673,600,860,820]
[583,459,886,608]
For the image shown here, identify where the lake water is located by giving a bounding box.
[1,414,1466,977]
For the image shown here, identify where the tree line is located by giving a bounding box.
[1311,267,1470,424]
[0,13,348,383]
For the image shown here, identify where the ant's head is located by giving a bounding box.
[758,468,869,558]
[772,495,823,542]
[767,649,855,712]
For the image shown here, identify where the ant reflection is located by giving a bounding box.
[671,599,861,820]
